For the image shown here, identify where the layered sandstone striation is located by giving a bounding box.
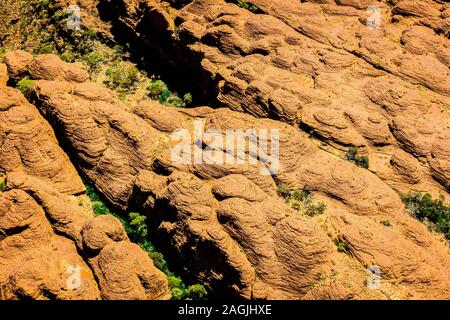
[0,77,170,300]
[99,0,450,199]
[0,0,449,301]
[5,52,449,299]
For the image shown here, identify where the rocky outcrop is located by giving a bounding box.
[4,51,89,83]
[8,53,449,299]
[0,0,448,301]
[0,83,170,300]
[0,188,100,299]
[3,51,33,81]
[99,0,449,199]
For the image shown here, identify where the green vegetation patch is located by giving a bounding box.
[82,52,105,73]
[276,184,291,200]
[335,239,349,253]
[0,177,7,192]
[236,1,262,13]
[0,47,6,62]
[104,61,140,93]
[402,192,450,240]
[345,147,369,169]
[4,1,91,57]
[147,75,192,108]
[16,76,36,96]
[276,184,326,217]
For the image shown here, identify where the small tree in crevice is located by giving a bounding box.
[402,192,450,240]
[236,1,262,13]
[345,147,369,169]
[104,61,140,94]
[276,184,326,217]
[335,239,349,253]
[82,52,104,73]
[16,76,36,97]
[128,212,148,243]
[147,75,192,108]
[0,177,7,192]
[276,184,291,200]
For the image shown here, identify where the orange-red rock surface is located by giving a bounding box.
[0,0,449,300]
[101,0,449,197]
[2,51,448,299]
[0,77,170,300]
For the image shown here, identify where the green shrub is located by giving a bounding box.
[402,192,450,240]
[0,47,6,62]
[60,51,75,62]
[148,250,168,272]
[92,200,109,215]
[105,62,140,93]
[183,92,193,104]
[171,287,185,300]
[148,76,171,101]
[291,197,326,217]
[72,28,97,57]
[33,0,50,6]
[32,0,51,10]
[291,186,310,202]
[277,184,326,217]
[335,240,349,253]
[165,93,193,108]
[128,212,148,242]
[167,275,207,300]
[83,27,97,40]
[85,182,101,202]
[111,45,124,60]
[304,202,327,217]
[185,284,208,300]
[147,76,192,107]
[381,219,391,227]
[36,42,54,54]
[276,184,291,200]
[82,52,104,73]
[16,76,36,96]
[0,178,7,192]
[345,147,369,169]
[50,8,68,23]
[168,275,183,289]
[113,44,123,54]
[236,1,261,13]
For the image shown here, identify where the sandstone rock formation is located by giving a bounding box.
[1,0,449,301]
[5,52,449,299]
[100,0,449,200]
[0,82,170,300]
